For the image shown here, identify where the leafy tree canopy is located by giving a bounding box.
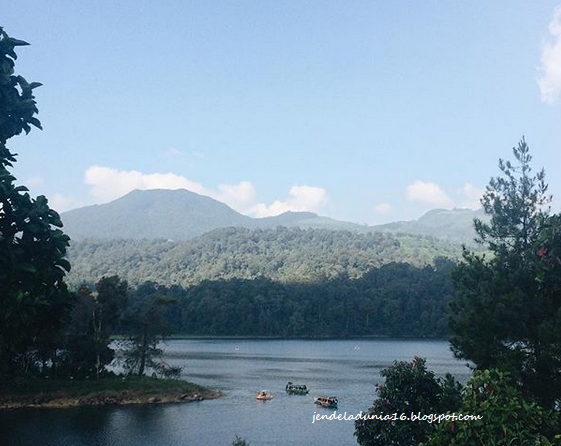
[422,369,561,446]
[355,357,462,446]
[0,27,71,376]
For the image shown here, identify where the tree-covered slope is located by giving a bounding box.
[65,227,463,288]
[158,259,457,337]
[372,208,487,244]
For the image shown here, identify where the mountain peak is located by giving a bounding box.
[61,190,361,240]
[62,189,252,240]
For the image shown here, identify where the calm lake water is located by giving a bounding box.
[0,339,470,446]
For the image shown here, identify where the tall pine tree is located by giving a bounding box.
[450,138,561,407]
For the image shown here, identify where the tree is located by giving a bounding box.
[92,276,128,377]
[61,277,128,379]
[473,138,550,256]
[0,27,72,376]
[121,282,180,378]
[422,369,561,446]
[450,138,561,407]
[62,285,112,378]
[354,357,461,446]
[95,276,129,330]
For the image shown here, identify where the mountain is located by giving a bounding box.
[61,189,485,244]
[372,208,487,244]
[61,189,367,240]
[65,226,463,288]
[61,189,251,240]
[61,190,480,288]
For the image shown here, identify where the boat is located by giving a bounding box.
[315,396,338,408]
[256,390,274,401]
[285,382,309,395]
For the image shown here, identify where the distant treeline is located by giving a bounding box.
[135,258,457,338]
[66,227,463,288]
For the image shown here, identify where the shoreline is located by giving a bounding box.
[0,378,220,410]
[154,335,450,341]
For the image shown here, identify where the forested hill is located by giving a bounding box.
[157,260,456,337]
[65,226,463,288]
[372,208,488,245]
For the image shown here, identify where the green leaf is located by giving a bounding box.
[29,117,42,130]
[9,38,30,47]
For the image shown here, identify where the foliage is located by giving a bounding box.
[354,357,462,446]
[120,282,180,378]
[95,275,129,330]
[65,227,464,288]
[450,139,561,407]
[0,27,71,376]
[422,369,561,446]
[0,27,42,154]
[231,436,250,446]
[61,277,129,378]
[61,285,113,378]
[133,259,456,338]
[473,138,550,256]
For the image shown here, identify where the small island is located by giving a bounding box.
[0,377,220,410]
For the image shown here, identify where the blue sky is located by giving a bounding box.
[3,1,561,224]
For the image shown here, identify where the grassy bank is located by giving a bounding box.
[0,377,220,410]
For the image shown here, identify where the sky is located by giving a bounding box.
[3,1,561,225]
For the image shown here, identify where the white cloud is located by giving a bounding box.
[406,180,453,207]
[84,166,206,202]
[457,183,483,209]
[215,181,257,214]
[251,185,328,218]
[374,203,392,215]
[50,193,79,213]
[537,5,561,104]
[82,165,327,217]
[404,180,483,211]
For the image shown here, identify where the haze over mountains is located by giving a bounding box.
[61,189,484,244]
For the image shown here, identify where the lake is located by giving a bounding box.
[0,339,470,446]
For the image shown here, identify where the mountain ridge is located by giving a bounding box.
[61,188,484,244]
